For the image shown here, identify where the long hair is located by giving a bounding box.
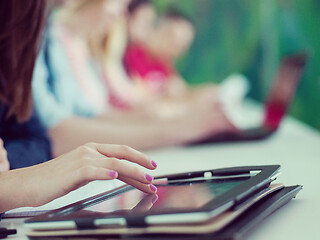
[0,0,47,122]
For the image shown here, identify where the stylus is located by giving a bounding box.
[164,172,252,182]
[159,169,251,182]
[0,228,17,239]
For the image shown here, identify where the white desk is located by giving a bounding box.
[1,116,320,239]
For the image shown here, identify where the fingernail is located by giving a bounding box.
[152,194,159,204]
[145,174,154,182]
[151,160,157,168]
[109,171,118,179]
[150,184,157,193]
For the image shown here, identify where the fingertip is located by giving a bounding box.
[149,184,157,193]
[108,171,118,179]
[151,160,158,169]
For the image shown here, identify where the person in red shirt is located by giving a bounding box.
[125,4,192,96]
[125,4,221,114]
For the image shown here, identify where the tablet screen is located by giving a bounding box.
[67,177,250,217]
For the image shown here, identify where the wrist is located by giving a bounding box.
[0,169,35,212]
[0,171,21,212]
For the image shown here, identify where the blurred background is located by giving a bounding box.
[33,0,320,156]
[153,0,320,131]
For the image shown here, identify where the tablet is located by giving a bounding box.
[25,165,280,231]
[26,183,286,239]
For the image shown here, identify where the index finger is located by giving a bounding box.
[95,144,157,170]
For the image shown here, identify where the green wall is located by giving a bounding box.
[152,0,320,131]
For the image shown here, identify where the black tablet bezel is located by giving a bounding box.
[25,165,280,229]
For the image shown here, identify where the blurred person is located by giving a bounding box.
[33,0,235,157]
[100,0,172,108]
[127,0,157,45]
[124,6,222,115]
[34,0,131,122]
[0,0,157,214]
[125,7,194,95]
[95,0,165,109]
[94,0,144,109]
[104,1,215,107]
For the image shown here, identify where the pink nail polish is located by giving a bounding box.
[151,160,157,168]
[150,184,157,193]
[109,171,118,178]
[145,174,153,182]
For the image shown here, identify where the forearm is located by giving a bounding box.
[0,169,31,212]
[49,116,188,157]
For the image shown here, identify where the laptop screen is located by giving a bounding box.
[263,53,307,129]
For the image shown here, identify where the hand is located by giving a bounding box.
[0,143,157,212]
[130,83,220,121]
[191,84,219,105]
[0,138,9,172]
[173,100,238,144]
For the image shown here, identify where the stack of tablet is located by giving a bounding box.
[25,165,302,240]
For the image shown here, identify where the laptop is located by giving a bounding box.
[194,53,308,144]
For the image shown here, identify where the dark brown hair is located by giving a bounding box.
[164,8,194,25]
[0,0,47,122]
[128,0,151,15]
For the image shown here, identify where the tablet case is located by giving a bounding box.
[27,185,302,240]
